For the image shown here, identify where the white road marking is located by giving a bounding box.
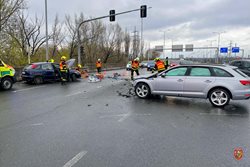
[99,114,128,118]
[100,113,152,119]
[12,86,46,93]
[30,123,44,126]
[170,122,177,128]
[135,114,152,116]
[63,151,87,167]
[65,91,83,97]
[118,113,131,122]
[199,113,242,116]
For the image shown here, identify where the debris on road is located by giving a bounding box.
[88,104,92,107]
[106,72,130,81]
[88,74,101,83]
[116,83,135,98]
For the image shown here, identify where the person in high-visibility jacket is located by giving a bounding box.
[49,59,54,63]
[59,56,68,84]
[165,57,169,69]
[96,59,102,73]
[76,64,82,72]
[154,58,166,73]
[131,58,140,80]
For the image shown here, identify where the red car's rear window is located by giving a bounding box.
[25,64,40,70]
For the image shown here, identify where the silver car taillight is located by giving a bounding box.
[240,80,250,86]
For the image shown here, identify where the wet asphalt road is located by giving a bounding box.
[0,69,250,167]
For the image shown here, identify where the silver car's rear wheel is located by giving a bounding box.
[209,89,230,107]
[135,83,150,98]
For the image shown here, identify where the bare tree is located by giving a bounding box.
[51,14,64,58]
[65,14,83,59]
[0,0,24,32]
[124,30,131,58]
[101,24,122,63]
[7,13,47,61]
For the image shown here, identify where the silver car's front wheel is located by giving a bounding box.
[209,89,230,107]
[135,83,150,98]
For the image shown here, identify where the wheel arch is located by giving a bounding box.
[1,76,15,82]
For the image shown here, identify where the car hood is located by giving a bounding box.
[66,59,75,68]
[134,73,158,80]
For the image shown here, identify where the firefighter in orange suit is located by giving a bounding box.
[59,56,68,84]
[154,58,166,73]
[96,59,102,73]
[131,58,140,80]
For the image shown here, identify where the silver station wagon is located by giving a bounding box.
[133,65,250,107]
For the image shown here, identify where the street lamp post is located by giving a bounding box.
[159,29,170,57]
[45,0,49,61]
[213,31,225,63]
[207,40,216,59]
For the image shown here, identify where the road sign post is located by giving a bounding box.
[185,44,194,52]
[155,45,163,52]
[220,47,228,53]
[232,47,240,53]
[172,45,183,52]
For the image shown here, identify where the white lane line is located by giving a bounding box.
[170,122,177,128]
[12,86,46,93]
[199,113,242,116]
[118,113,131,122]
[30,123,44,126]
[99,114,127,118]
[65,91,83,97]
[134,114,152,116]
[100,113,152,119]
[63,151,87,167]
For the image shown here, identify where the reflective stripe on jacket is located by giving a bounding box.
[132,61,139,70]
[60,61,67,72]
[96,62,102,68]
[156,60,166,71]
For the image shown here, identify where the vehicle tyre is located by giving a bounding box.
[135,83,151,99]
[71,74,77,82]
[1,77,13,90]
[34,76,43,85]
[208,88,230,107]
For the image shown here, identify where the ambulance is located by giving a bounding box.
[0,59,16,90]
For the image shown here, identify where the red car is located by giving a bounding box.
[170,62,179,68]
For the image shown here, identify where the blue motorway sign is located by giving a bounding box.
[220,47,228,53]
[232,47,240,53]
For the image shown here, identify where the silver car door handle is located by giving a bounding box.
[205,80,212,83]
[177,79,183,82]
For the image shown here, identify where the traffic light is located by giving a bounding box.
[109,10,115,22]
[140,5,147,18]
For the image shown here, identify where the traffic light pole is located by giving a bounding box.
[77,7,148,65]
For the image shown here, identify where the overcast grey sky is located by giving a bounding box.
[27,0,250,56]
